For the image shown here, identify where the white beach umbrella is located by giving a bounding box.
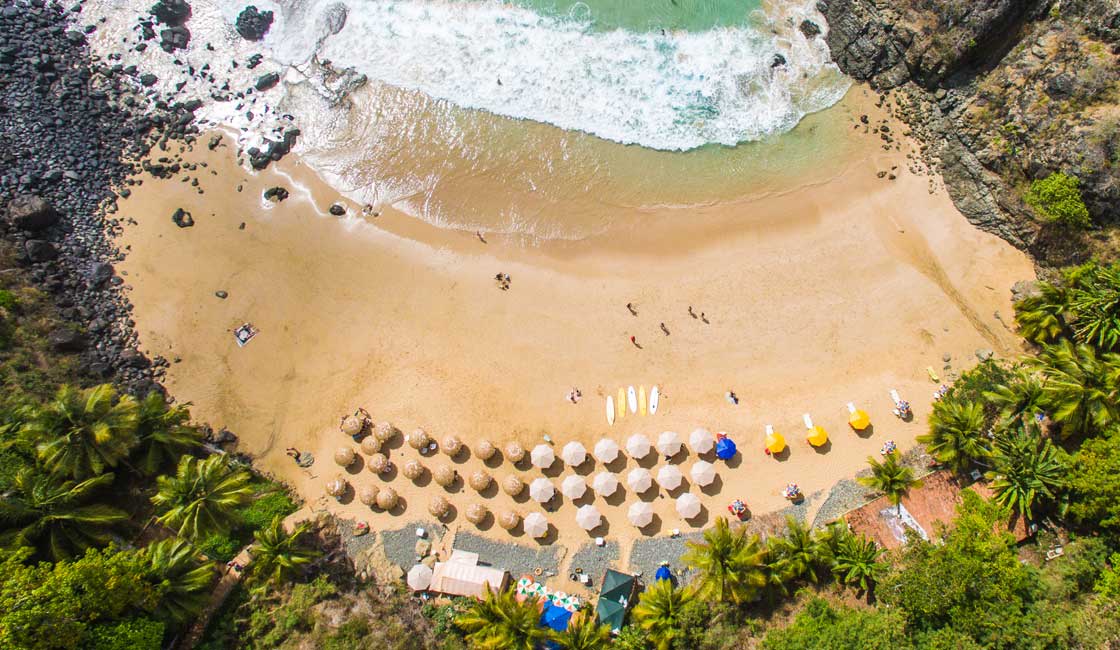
[529,477,555,503]
[656,465,683,490]
[560,474,587,499]
[523,512,549,538]
[593,438,620,464]
[689,428,715,454]
[626,433,652,459]
[690,460,717,487]
[657,431,682,457]
[407,563,433,591]
[592,471,619,497]
[530,444,555,469]
[575,504,602,531]
[561,441,588,467]
[627,467,653,493]
[676,492,702,519]
[628,501,654,527]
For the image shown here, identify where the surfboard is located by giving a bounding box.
[649,385,660,415]
[627,386,638,413]
[638,385,647,416]
[617,387,626,420]
[606,396,615,426]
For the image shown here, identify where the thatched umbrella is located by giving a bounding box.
[367,453,390,474]
[408,428,430,450]
[374,421,396,444]
[403,459,425,481]
[505,441,525,463]
[442,434,463,457]
[360,437,381,456]
[334,446,356,468]
[497,510,520,531]
[433,464,457,488]
[376,486,399,510]
[342,415,364,437]
[476,439,497,461]
[465,503,489,525]
[502,474,524,497]
[469,469,492,492]
[326,475,348,498]
[359,484,380,506]
[428,495,451,519]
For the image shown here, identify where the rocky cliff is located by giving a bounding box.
[823,0,1120,265]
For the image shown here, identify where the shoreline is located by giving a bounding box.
[110,86,1034,592]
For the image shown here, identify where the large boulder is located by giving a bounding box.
[24,240,58,263]
[160,25,190,53]
[235,5,273,41]
[7,195,58,231]
[150,0,191,26]
[48,328,86,352]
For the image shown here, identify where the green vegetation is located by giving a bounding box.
[858,452,923,513]
[1026,172,1091,227]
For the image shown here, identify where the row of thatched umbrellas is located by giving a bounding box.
[326,426,724,534]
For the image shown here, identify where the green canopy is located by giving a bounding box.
[596,570,636,632]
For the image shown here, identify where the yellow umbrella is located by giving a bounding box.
[807,426,828,446]
[848,403,871,430]
[765,426,786,454]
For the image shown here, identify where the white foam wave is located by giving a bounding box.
[263,0,849,150]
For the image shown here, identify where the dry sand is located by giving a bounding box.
[112,89,1034,583]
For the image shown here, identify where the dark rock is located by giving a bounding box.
[799,20,821,39]
[171,208,194,227]
[24,240,59,262]
[770,53,786,68]
[150,0,191,26]
[329,203,346,216]
[139,73,158,87]
[119,349,151,368]
[48,328,86,352]
[159,25,190,53]
[263,186,289,202]
[213,427,237,444]
[254,72,280,91]
[7,195,58,231]
[235,5,273,41]
[207,134,222,150]
[88,262,114,287]
[1045,73,1074,98]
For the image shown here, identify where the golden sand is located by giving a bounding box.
[112,88,1034,581]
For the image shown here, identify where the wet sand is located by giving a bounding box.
[112,88,1034,583]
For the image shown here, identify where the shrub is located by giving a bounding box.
[1026,173,1091,227]
[240,490,297,532]
[85,618,165,650]
[197,533,241,563]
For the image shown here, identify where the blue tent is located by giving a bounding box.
[715,436,737,460]
[540,603,572,632]
[654,565,673,582]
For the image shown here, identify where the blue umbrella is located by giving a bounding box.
[540,603,572,632]
[715,436,737,460]
[654,565,673,582]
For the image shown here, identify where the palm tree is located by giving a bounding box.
[143,538,217,622]
[1032,340,1120,437]
[858,453,923,514]
[681,516,768,604]
[455,585,547,650]
[0,469,127,560]
[631,579,696,650]
[248,516,319,588]
[1014,281,1070,345]
[985,424,1067,521]
[554,612,611,650]
[918,399,990,474]
[768,516,829,583]
[132,392,202,476]
[984,367,1047,423]
[1068,262,1120,351]
[151,455,253,541]
[832,535,886,594]
[23,384,139,479]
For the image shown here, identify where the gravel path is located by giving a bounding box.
[628,532,704,582]
[380,520,444,569]
[338,518,380,560]
[568,541,619,588]
[453,531,560,578]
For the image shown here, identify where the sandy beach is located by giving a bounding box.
[111,87,1034,582]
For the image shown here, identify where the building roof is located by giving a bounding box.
[596,569,636,633]
[428,550,510,599]
[844,470,1032,550]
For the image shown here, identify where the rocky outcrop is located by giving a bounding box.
[823,0,1120,265]
[235,5,273,41]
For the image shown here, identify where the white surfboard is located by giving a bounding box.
[606,395,615,426]
[627,386,638,413]
[649,385,660,415]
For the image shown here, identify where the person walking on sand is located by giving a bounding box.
[688,306,697,319]
[660,322,670,335]
[630,335,641,349]
[627,302,638,316]
[476,230,487,243]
